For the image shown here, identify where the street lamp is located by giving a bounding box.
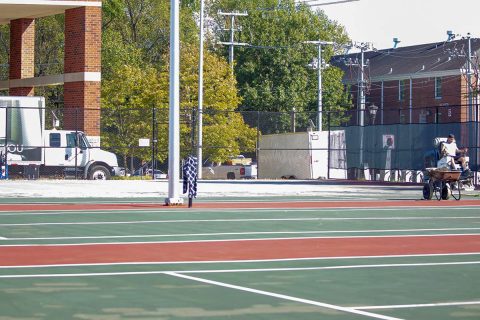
[165,0,183,206]
[368,103,378,125]
[197,0,205,179]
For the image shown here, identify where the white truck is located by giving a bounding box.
[258,130,347,180]
[0,96,123,179]
[201,155,257,180]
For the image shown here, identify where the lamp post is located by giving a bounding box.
[165,0,183,205]
[197,0,204,179]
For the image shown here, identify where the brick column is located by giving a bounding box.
[9,18,35,96]
[64,5,102,137]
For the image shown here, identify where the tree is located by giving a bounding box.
[103,0,198,65]
[175,43,257,163]
[212,0,352,132]
[101,64,166,171]
[0,25,8,83]
[101,41,257,169]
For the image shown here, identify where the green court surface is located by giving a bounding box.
[0,198,479,320]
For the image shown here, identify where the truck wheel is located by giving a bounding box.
[88,165,111,180]
[226,172,235,180]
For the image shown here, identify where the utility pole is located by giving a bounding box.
[447,32,475,121]
[218,11,249,69]
[344,42,372,177]
[344,43,371,126]
[357,43,371,130]
[304,40,334,131]
[466,33,473,122]
[449,32,477,168]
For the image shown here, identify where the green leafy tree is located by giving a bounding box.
[34,15,65,125]
[102,64,166,171]
[0,25,9,83]
[175,43,257,163]
[102,41,256,169]
[104,0,198,65]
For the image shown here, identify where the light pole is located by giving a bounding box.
[197,0,204,179]
[165,0,183,205]
[305,40,333,131]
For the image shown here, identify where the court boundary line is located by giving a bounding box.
[3,227,480,241]
[354,301,480,310]
[0,206,479,216]
[175,261,480,274]
[2,216,480,227]
[2,252,479,269]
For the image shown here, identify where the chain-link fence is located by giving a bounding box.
[1,100,479,184]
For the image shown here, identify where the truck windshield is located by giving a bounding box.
[66,133,91,149]
[78,133,91,149]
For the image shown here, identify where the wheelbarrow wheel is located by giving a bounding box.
[434,181,442,201]
[441,183,450,200]
[422,182,433,200]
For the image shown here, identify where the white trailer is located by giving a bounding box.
[258,131,347,180]
[0,96,122,179]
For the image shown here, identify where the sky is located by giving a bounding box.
[316,0,480,50]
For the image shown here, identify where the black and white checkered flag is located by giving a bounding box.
[183,155,198,199]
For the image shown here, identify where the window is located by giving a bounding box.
[66,134,76,148]
[398,80,405,101]
[49,133,61,147]
[435,77,442,99]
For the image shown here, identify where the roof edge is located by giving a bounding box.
[343,69,463,84]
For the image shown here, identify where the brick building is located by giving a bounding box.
[332,39,480,126]
[0,0,102,140]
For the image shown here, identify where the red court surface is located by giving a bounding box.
[2,234,480,267]
[0,199,479,211]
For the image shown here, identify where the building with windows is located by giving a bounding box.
[332,38,480,126]
[0,0,102,140]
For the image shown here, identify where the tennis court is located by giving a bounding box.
[0,194,480,320]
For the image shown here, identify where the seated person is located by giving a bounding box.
[442,134,469,172]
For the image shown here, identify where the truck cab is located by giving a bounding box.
[43,130,123,179]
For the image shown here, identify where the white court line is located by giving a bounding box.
[2,233,480,247]
[1,216,480,227]
[2,252,480,269]
[0,206,479,216]
[173,261,480,274]
[164,272,403,320]
[0,209,180,216]
[3,227,480,241]
[354,301,480,310]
